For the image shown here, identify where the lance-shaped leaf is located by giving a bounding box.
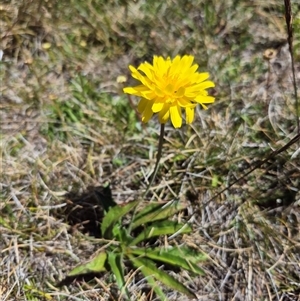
[131,201,186,230]
[108,252,130,299]
[128,255,197,299]
[144,274,167,301]
[133,202,166,221]
[101,200,139,238]
[68,251,107,276]
[129,220,192,246]
[166,246,208,263]
[129,247,205,275]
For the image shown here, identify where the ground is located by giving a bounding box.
[0,0,300,300]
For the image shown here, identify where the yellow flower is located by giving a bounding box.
[123,55,215,128]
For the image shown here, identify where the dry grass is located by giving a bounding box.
[0,0,300,300]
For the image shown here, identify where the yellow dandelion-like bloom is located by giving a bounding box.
[123,55,215,128]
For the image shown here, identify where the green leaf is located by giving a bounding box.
[108,252,129,299]
[211,174,219,187]
[129,255,197,299]
[131,201,186,230]
[0,216,12,229]
[144,274,167,301]
[166,246,207,263]
[129,221,192,246]
[129,247,205,275]
[133,202,165,221]
[68,251,107,276]
[101,200,139,238]
[112,224,132,244]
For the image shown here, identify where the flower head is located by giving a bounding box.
[123,55,215,128]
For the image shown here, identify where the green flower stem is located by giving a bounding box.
[128,123,165,234]
[144,123,165,197]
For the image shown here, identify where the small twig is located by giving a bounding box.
[205,0,300,205]
[206,132,300,205]
[284,0,299,138]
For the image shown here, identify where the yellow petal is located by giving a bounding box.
[152,101,164,113]
[154,86,165,97]
[168,55,181,74]
[191,72,210,83]
[195,81,215,90]
[128,65,140,80]
[170,105,182,128]
[141,90,156,100]
[124,85,148,94]
[137,98,148,113]
[184,81,215,96]
[178,98,194,107]
[185,106,194,124]
[194,95,215,104]
[129,66,153,88]
[175,87,185,98]
[142,100,154,122]
[158,104,170,124]
[138,62,154,80]
[179,55,194,72]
